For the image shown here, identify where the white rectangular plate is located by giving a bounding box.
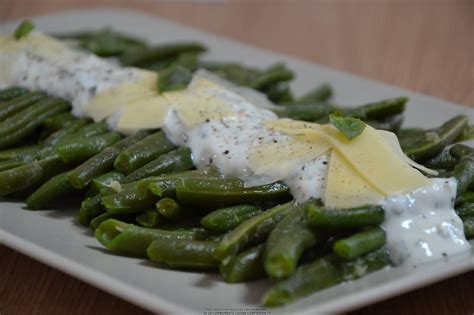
[1,9,473,314]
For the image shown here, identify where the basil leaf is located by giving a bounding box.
[157,65,192,93]
[329,113,366,140]
[14,20,35,40]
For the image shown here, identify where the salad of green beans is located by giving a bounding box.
[0,28,473,308]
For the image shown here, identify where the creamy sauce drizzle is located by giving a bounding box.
[2,34,471,267]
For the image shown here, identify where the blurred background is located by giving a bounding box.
[1,1,473,314]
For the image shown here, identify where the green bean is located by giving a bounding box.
[25,171,77,210]
[136,210,165,228]
[0,144,42,161]
[262,81,294,104]
[455,192,474,207]
[455,124,474,142]
[262,247,391,307]
[249,63,294,91]
[176,181,290,208]
[121,42,207,67]
[455,203,474,220]
[0,87,29,102]
[219,244,266,283]
[333,226,386,260]
[62,121,109,141]
[347,97,407,120]
[296,83,333,104]
[155,197,182,219]
[0,92,46,121]
[43,118,90,147]
[122,148,193,183]
[214,201,297,264]
[450,144,474,195]
[88,171,124,195]
[0,155,67,196]
[68,131,150,189]
[400,115,468,161]
[304,202,385,229]
[14,20,34,39]
[365,114,404,133]
[0,159,27,172]
[77,194,105,226]
[201,62,260,87]
[95,219,211,257]
[0,100,69,149]
[56,132,122,163]
[201,205,262,232]
[147,239,219,270]
[464,217,474,239]
[423,149,458,170]
[42,112,76,130]
[157,65,193,93]
[264,205,322,279]
[102,179,160,215]
[114,131,176,174]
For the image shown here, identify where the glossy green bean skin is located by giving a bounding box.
[249,63,294,90]
[88,171,124,195]
[275,103,335,122]
[201,205,262,232]
[62,121,109,141]
[102,179,159,215]
[264,205,321,279]
[347,97,407,120]
[147,239,219,270]
[400,115,468,161]
[176,181,290,208]
[295,84,333,104]
[56,132,122,163]
[43,119,90,147]
[0,155,67,196]
[114,131,175,174]
[0,159,27,172]
[0,92,46,121]
[42,112,76,130]
[136,210,164,228]
[0,87,29,102]
[0,144,42,161]
[262,248,391,307]
[95,219,210,257]
[219,244,266,283]
[333,226,386,260]
[214,201,297,264]
[77,194,105,226]
[155,197,181,219]
[450,144,474,195]
[423,149,458,169]
[304,202,385,229]
[68,131,150,189]
[25,171,77,210]
[122,148,193,183]
[365,114,404,133]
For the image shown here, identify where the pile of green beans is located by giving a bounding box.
[1,36,474,308]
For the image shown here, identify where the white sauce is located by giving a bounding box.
[383,178,470,266]
[2,35,471,267]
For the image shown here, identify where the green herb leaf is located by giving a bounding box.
[157,65,192,93]
[329,113,366,140]
[14,20,35,40]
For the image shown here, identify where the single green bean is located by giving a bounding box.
[77,194,105,226]
[450,144,474,195]
[155,197,181,219]
[25,171,78,210]
[0,159,27,172]
[147,239,219,270]
[423,149,458,170]
[43,118,90,147]
[304,202,385,229]
[333,226,386,260]
[0,144,42,161]
[0,92,46,121]
[88,171,125,195]
[219,244,266,283]
[295,84,333,104]
[114,131,176,174]
[347,97,407,120]
[249,63,294,91]
[42,112,76,130]
[136,209,165,228]
[201,205,262,232]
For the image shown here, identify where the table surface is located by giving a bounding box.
[1,1,473,314]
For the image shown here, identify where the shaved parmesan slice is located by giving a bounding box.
[325,150,384,208]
